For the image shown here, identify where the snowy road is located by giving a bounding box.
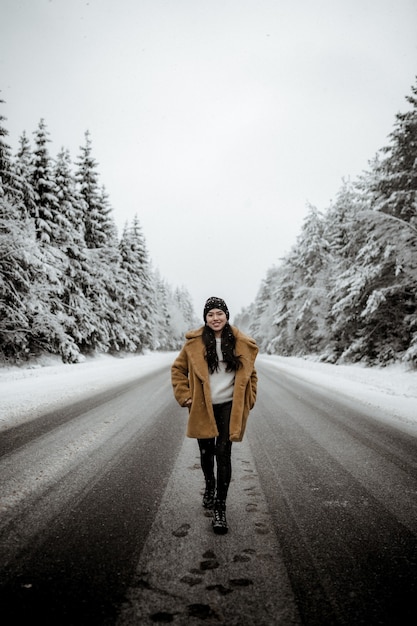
[0,363,186,624]
[250,361,417,625]
[0,355,416,624]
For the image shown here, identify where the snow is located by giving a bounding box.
[0,352,416,435]
[0,352,175,431]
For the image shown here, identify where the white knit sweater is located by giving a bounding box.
[209,338,235,404]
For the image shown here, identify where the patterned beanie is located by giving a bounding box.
[203,297,229,322]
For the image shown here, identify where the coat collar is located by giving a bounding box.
[184,326,257,382]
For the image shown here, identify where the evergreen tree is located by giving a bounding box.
[74,131,127,353]
[98,184,118,244]
[0,97,19,200]
[54,148,85,243]
[0,193,61,360]
[247,264,287,353]
[52,148,99,361]
[76,131,117,248]
[371,78,417,226]
[291,204,329,285]
[119,216,155,350]
[262,207,331,355]
[30,121,77,357]
[162,285,196,347]
[329,215,416,364]
[130,215,155,348]
[174,286,198,328]
[31,119,60,244]
[327,118,417,364]
[0,113,64,361]
[151,277,199,350]
[152,271,174,350]
[321,181,369,361]
[13,131,37,219]
[0,206,31,358]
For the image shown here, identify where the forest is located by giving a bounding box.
[0,110,198,364]
[235,79,417,367]
[1,78,416,367]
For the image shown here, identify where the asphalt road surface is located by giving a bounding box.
[0,358,416,625]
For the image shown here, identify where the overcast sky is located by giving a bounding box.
[1,0,417,318]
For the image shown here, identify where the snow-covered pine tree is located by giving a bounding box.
[76,131,118,248]
[174,286,199,328]
[13,131,37,219]
[74,131,127,353]
[117,221,145,352]
[290,204,328,284]
[52,148,101,361]
[28,120,84,357]
[273,205,330,355]
[0,187,69,362]
[98,184,118,244]
[320,181,369,361]
[0,106,41,360]
[0,97,20,201]
[31,119,60,244]
[130,215,155,349]
[371,78,417,226]
[247,264,287,353]
[317,151,416,365]
[0,194,40,360]
[160,285,196,347]
[329,218,414,364]
[54,148,85,242]
[118,215,155,351]
[151,271,173,350]
[340,80,417,365]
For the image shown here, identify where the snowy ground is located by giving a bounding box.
[0,352,175,431]
[0,352,416,435]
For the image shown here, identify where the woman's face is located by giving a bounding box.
[206,308,228,336]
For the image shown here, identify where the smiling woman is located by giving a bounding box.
[171,296,258,535]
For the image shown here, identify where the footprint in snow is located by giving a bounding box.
[172,523,191,537]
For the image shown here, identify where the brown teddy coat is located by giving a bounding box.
[171,326,258,442]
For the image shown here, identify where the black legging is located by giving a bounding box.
[198,401,232,502]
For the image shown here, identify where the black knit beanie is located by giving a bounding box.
[203,297,230,322]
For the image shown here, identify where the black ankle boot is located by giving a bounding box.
[202,483,215,509]
[212,500,228,534]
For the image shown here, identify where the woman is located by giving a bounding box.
[171,296,258,535]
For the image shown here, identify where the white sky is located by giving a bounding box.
[1,0,416,318]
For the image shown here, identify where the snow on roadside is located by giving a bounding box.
[0,352,175,431]
[1,351,416,434]
[260,355,417,433]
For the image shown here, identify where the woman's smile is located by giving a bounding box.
[206,309,228,336]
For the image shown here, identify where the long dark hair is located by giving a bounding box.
[202,323,243,374]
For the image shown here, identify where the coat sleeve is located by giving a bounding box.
[250,366,258,408]
[171,347,191,407]
[241,332,258,409]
